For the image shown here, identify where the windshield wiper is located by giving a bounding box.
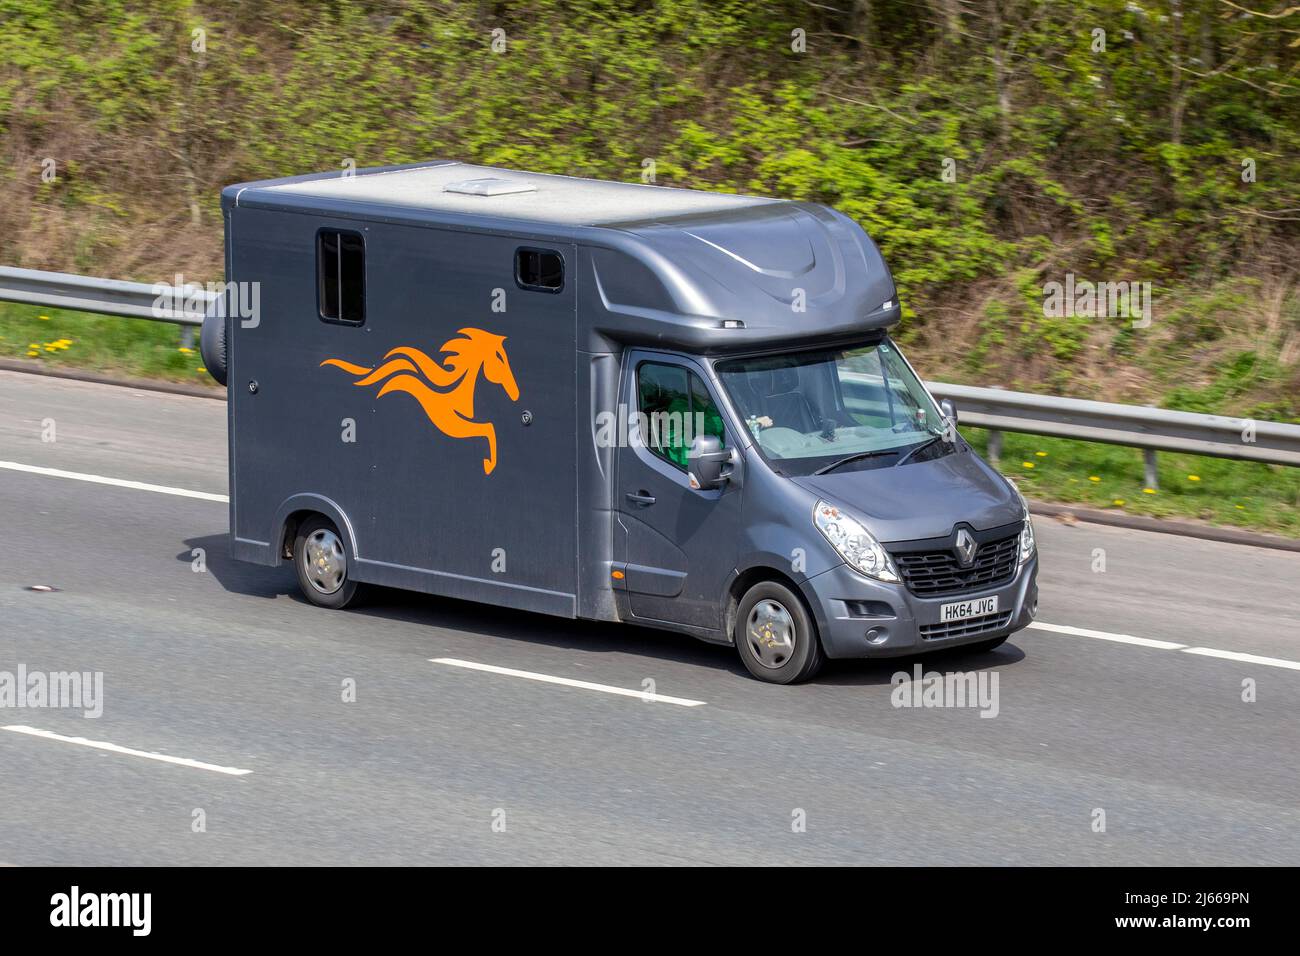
[813,449,899,475]
[894,434,945,468]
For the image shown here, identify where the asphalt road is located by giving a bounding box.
[1,369,1297,865]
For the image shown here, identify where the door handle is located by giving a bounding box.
[626,491,656,506]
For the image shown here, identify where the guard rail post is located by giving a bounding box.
[1144,449,1159,491]
[986,429,1003,465]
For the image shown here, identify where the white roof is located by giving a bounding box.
[262,162,778,225]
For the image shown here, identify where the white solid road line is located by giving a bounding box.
[1179,647,1300,671]
[0,460,228,503]
[1,725,253,776]
[430,658,708,706]
[1026,621,1187,650]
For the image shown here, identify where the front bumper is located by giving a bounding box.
[801,553,1039,659]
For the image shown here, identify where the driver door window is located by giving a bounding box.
[637,362,726,470]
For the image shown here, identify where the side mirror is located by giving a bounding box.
[939,398,958,426]
[687,434,732,490]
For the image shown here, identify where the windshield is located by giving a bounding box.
[716,338,951,476]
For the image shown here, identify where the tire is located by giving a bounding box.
[734,581,824,684]
[964,634,1008,654]
[199,298,228,386]
[293,516,363,609]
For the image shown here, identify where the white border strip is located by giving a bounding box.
[2,725,252,776]
[0,460,227,502]
[431,658,707,706]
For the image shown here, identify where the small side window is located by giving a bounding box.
[318,230,366,324]
[516,247,564,293]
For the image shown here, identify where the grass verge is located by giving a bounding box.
[965,428,1300,538]
[0,302,211,384]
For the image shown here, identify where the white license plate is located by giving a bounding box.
[939,595,998,622]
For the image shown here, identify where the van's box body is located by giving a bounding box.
[213,162,1037,682]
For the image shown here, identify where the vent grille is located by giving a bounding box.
[920,611,1013,641]
[890,532,1019,597]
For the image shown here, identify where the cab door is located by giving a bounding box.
[614,353,741,631]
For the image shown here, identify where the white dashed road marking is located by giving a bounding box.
[2,725,252,776]
[0,460,227,502]
[1026,621,1187,650]
[431,658,708,706]
[1178,647,1300,671]
[1028,622,1300,671]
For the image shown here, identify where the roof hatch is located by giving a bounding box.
[442,177,537,197]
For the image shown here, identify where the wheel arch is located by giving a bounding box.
[723,562,825,649]
[271,494,360,566]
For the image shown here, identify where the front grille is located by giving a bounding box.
[920,610,1013,641]
[890,532,1019,597]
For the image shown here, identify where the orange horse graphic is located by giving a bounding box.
[322,328,520,475]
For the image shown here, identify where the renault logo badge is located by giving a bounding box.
[955,528,977,566]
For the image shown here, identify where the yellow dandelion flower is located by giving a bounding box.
[26,350,40,357]
[1022,462,1035,469]
[1113,499,1125,506]
[1088,475,1100,482]
[179,347,194,354]
[39,315,50,321]
[1142,487,1156,494]
[1187,475,1200,482]
[1035,451,1047,457]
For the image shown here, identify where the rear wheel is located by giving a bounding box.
[734,581,824,684]
[293,516,362,609]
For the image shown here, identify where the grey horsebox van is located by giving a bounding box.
[200,161,1038,683]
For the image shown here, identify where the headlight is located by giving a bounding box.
[1007,480,1036,565]
[813,500,899,583]
[1018,515,1036,564]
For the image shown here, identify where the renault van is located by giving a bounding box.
[202,162,1038,683]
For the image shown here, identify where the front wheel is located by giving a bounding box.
[293,516,363,609]
[734,581,824,684]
